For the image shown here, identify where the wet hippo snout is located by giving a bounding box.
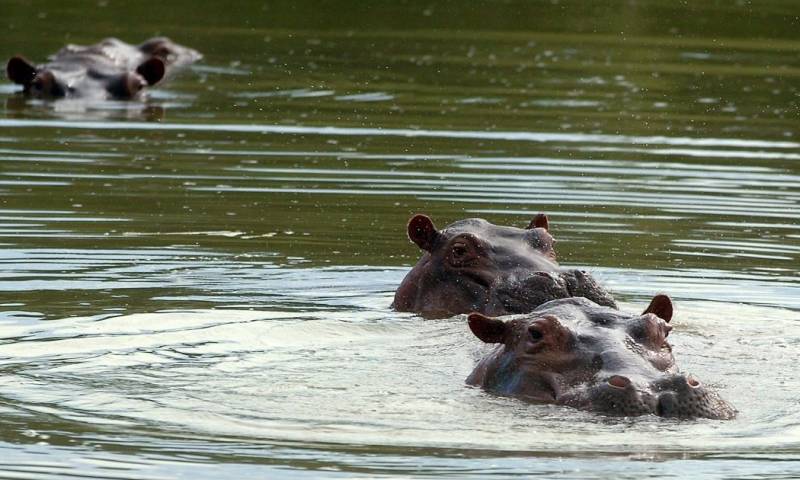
[586,375,654,416]
[587,373,736,419]
[652,374,736,420]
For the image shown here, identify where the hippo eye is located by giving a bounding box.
[529,326,543,342]
[451,242,468,258]
[448,236,482,267]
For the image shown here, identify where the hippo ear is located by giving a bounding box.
[136,57,165,86]
[7,56,37,85]
[468,312,507,343]
[407,214,439,252]
[526,213,549,231]
[643,294,673,322]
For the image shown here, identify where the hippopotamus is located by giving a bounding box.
[467,295,736,419]
[392,214,616,318]
[6,37,201,100]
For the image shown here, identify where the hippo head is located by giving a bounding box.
[6,55,165,99]
[138,37,203,67]
[392,214,616,318]
[466,295,736,419]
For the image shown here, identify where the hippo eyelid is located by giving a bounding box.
[451,242,468,256]
[447,234,485,266]
[453,233,483,247]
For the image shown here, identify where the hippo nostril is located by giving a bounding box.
[656,392,676,417]
[607,375,631,389]
[686,375,701,388]
[528,325,543,342]
[591,354,603,369]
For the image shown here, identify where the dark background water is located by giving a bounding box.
[1,1,799,478]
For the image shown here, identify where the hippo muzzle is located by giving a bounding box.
[583,373,736,419]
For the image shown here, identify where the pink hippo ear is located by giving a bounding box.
[526,213,549,231]
[7,56,37,85]
[407,214,439,252]
[468,312,507,343]
[643,294,673,322]
[136,57,165,86]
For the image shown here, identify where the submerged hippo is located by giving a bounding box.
[6,37,201,100]
[393,214,616,318]
[467,295,735,419]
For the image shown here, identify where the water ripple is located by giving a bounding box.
[1,119,797,149]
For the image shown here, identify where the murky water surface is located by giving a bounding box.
[1,1,799,478]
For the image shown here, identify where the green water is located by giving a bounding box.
[1,1,799,478]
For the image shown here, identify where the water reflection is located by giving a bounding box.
[1,119,796,274]
[5,95,171,122]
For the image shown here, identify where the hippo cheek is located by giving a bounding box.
[393,260,494,316]
[404,273,492,317]
[487,364,560,403]
[392,266,424,312]
[437,277,492,314]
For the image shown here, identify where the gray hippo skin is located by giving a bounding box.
[392,214,616,318]
[467,295,736,419]
[6,37,201,99]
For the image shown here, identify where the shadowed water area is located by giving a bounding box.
[1,1,800,478]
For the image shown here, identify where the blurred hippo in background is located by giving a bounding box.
[6,37,201,100]
[467,295,736,419]
[392,214,616,318]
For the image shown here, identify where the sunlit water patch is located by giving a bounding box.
[0,265,799,477]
